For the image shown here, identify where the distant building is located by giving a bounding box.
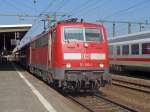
[0,24,32,55]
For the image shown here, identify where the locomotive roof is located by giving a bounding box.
[58,21,102,25]
[31,22,103,41]
[15,22,104,52]
[108,30,150,43]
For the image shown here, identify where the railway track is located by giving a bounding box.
[66,93,137,112]
[112,79,150,94]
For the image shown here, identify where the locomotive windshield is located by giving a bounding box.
[64,27,84,41]
[85,28,103,42]
[64,27,103,42]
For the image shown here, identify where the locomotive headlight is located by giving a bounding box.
[99,64,104,68]
[84,43,88,48]
[66,63,71,68]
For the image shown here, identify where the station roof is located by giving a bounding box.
[0,24,32,32]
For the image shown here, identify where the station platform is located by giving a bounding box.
[0,61,86,112]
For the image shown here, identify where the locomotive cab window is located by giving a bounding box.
[64,27,103,42]
[142,43,150,55]
[64,27,84,41]
[85,28,103,42]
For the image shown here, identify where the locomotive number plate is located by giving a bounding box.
[80,63,93,67]
[81,54,91,60]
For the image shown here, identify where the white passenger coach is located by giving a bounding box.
[108,30,150,72]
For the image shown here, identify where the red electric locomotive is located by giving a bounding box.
[17,19,111,91]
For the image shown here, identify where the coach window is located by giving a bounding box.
[116,46,120,55]
[142,43,150,55]
[122,45,129,55]
[108,45,113,56]
[131,44,139,55]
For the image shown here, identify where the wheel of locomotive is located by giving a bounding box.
[29,66,33,73]
[41,71,47,82]
[47,73,53,86]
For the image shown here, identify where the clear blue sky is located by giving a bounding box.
[0,0,150,41]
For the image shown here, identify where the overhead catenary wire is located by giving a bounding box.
[103,0,150,19]
[19,0,57,47]
[69,0,96,15]
[4,0,24,14]
[55,0,66,12]
[24,0,57,32]
[3,0,38,22]
[8,0,150,47]
[75,0,101,15]
[19,0,69,47]
[13,0,36,13]
[41,0,57,14]
[76,0,110,17]
[33,0,38,14]
[68,0,91,14]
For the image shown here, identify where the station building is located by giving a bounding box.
[0,24,31,60]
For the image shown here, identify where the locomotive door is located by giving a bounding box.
[51,30,56,67]
[48,32,52,67]
[29,44,32,65]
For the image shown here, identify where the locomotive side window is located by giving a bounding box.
[85,28,103,42]
[31,42,35,48]
[32,35,48,48]
[122,45,129,55]
[131,44,139,55]
[41,35,48,47]
[142,43,150,54]
[64,27,84,41]
[35,38,40,48]
[116,46,121,55]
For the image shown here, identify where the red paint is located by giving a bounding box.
[27,22,109,70]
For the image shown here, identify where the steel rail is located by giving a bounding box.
[66,93,138,112]
[112,79,150,94]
